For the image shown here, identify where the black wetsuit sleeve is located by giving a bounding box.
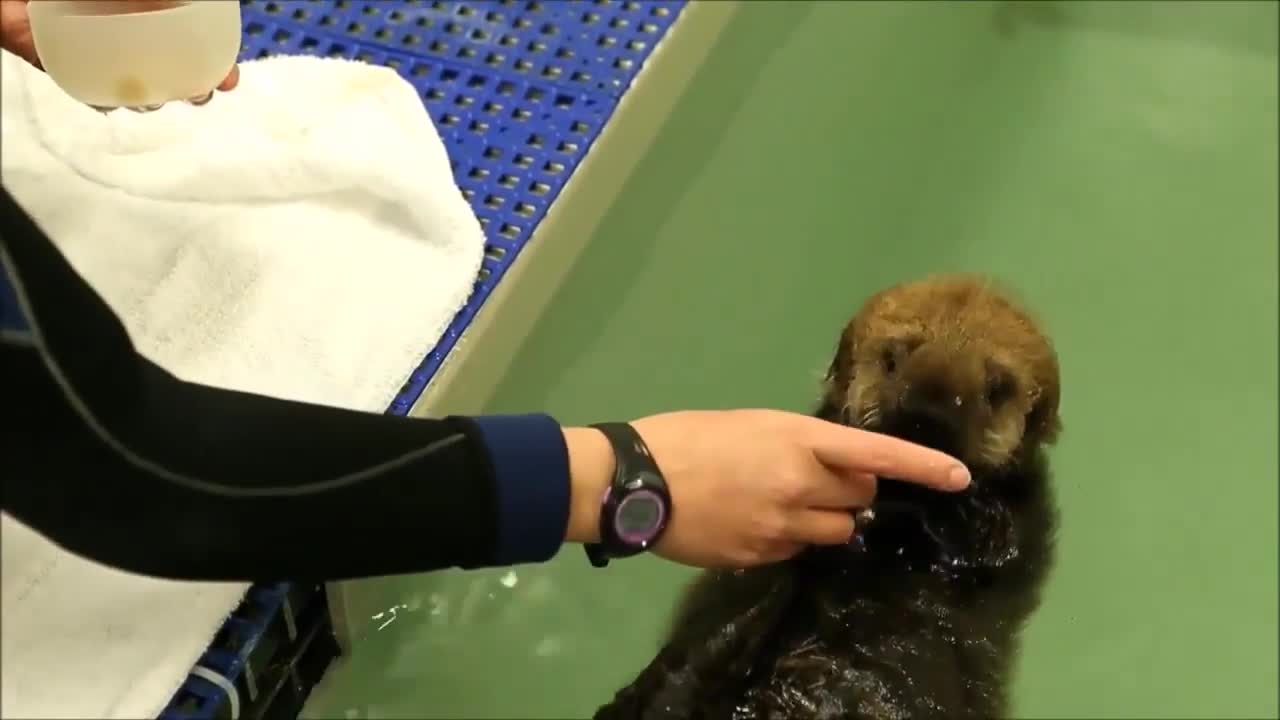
[0,184,572,583]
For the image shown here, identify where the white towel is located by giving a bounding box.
[1,51,486,719]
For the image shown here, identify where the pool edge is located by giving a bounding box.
[323,0,740,654]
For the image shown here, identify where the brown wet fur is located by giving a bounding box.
[594,274,1063,720]
[826,273,1061,469]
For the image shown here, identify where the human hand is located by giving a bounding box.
[563,409,970,569]
[0,0,239,110]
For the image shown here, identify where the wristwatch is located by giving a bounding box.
[583,422,672,568]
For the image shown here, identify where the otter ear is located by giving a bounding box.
[1027,381,1062,445]
[824,325,855,387]
[818,326,854,423]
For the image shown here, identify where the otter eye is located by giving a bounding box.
[880,338,920,375]
[881,346,897,374]
[986,367,1015,407]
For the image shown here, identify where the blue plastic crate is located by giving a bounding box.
[159,583,305,720]
[160,2,684,718]
[160,583,339,720]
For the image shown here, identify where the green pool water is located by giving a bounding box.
[302,2,1278,717]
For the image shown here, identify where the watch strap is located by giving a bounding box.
[583,422,670,568]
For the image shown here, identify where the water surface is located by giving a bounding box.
[304,2,1278,717]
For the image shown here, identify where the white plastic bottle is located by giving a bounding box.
[26,0,242,109]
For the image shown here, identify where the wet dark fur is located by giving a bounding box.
[594,275,1062,720]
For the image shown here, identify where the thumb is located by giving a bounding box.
[0,1,41,70]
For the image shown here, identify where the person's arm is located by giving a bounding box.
[0,183,606,582]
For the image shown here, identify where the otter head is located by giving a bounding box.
[825,274,1061,472]
[820,275,1061,569]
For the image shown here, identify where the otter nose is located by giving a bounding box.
[899,378,965,434]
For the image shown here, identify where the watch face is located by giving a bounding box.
[614,489,666,546]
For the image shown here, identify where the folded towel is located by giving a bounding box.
[1,50,486,719]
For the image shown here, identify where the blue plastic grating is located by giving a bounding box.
[159,583,339,720]
[241,0,683,99]
[236,0,684,415]
[161,2,683,717]
[158,584,291,720]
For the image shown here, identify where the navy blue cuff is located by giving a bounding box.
[470,413,571,566]
[1,254,33,341]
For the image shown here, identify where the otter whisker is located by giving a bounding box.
[857,401,880,429]
[787,638,819,657]
[837,401,853,426]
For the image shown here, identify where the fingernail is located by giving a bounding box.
[128,103,164,113]
[186,91,214,106]
[948,464,971,489]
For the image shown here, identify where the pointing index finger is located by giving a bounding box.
[808,420,971,491]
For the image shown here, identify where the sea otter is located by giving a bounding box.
[594,274,1063,720]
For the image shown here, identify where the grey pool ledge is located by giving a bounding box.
[324,0,741,654]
